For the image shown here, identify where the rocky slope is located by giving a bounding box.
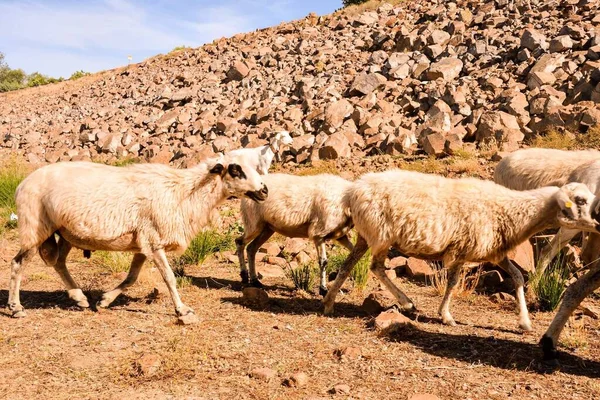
[1,0,600,166]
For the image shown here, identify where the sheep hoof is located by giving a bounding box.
[540,335,559,362]
[323,304,334,316]
[96,300,110,310]
[12,310,27,318]
[319,287,328,297]
[442,317,457,326]
[403,303,417,313]
[240,270,249,284]
[250,279,264,288]
[76,299,90,309]
[519,321,533,332]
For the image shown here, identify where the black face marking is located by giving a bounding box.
[210,163,224,175]
[575,196,587,206]
[228,163,247,180]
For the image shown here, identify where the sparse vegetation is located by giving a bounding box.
[0,51,65,92]
[429,261,482,298]
[296,160,340,176]
[327,247,371,290]
[69,70,90,80]
[530,127,600,151]
[175,228,236,267]
[171,46,189,52]
[95,251,132,274]
[0,158,29,232]
[285,262,317,292]
[530,251,571,311]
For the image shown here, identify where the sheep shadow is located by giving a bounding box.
[384,324,600,378]
[189,275,296,294]
[0,289,139,317]
[221,295,367,319]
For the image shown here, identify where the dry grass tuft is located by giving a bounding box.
[94,251,133,274]
[429,262,482,298]
[0,157,30,233]
[296,160,340,176]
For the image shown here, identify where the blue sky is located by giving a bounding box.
[0,0,342,78]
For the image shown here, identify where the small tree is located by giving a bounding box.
[342,0,369,6]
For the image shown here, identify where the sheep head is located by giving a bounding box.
[209,157,268,203]
[555,182,600,232]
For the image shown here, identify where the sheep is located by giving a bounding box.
[8,155,268,321]
[322,169,600,331]
[540,261,600,362]
[493,148,600,191]
[236,173,354,295]
[227,130,294,175]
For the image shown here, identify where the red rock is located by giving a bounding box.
[374,309,412,330]
[319,132,352,159]
[409,394,441,400]
[260,242,281,257]
[250,367,276,382]
[242,287,269,307]
[135,353,161,377]
[405,258,435,282]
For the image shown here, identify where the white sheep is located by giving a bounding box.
[494,148,600,274]
[228,130,294,175]
[8,155,268,321]
[236,173,354,295]
[540,261,600,362]
[494,148,600,191]
[322,169,600,331]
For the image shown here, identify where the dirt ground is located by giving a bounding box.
[1,223,600,400]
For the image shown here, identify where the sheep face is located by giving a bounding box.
[210,162,268,202]
[556,182,600,232]
[276,130,293,146]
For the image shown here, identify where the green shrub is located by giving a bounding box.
[0,159,29,231]
[343,0,369,6]
[530,252,570,311]
[27,72,63,87]
[176,228,235,267]
[69,70,90,80]
[286,263,316,292]
[326,248,371,290]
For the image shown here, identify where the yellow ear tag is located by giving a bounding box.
[565,201,573,209]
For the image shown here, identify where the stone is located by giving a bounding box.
[428,30,451,46]
[406,258,435,282]
[250,367,276,382]
[267,256,287,267]
[177,313,199,325]
[361,290,396,315]
[507,240,535,275]
[135,353,161,377]
[319,132,352,159]
[260,242,281,257]
[422,132,447,157]
[335,346,362,360]
[349,73,387,96]
[549,35,573,53]
[284,238,306,255]
[374,309,412,330]
[325,99,354,129]
[426,57,463,81]
[227,61,250,81]
[491,292,516,303]
[527,71,556,90]
[444,133,463,155]
[521,28,548,51]
[330,384,351,395]
[476,111,523,151]
[284,372,309,388]
[477,270,504,292]
[579,303,600,319]
[242,287,269,307]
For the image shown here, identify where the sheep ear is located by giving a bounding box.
[209,163,225,175]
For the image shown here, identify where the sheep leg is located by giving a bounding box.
[498,257,532,331]
[438,262,463,326]
[246,227,274,288]
[370,250,416,312]
[314,239,329,296]
[541,265,600,361]
[235,235,250,284]
[8,248,34,318]
[152,249,195,319]
[45,237,90,309]
[537,228,578,275]
[335,235,354,252]
[97,253,146,308]
[581,232,600,269]
[323,235,369,315]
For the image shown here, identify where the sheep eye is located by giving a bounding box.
[562,209,570,217]
[575,197,587,206]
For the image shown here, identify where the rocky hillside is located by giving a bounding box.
[1,0,600,166]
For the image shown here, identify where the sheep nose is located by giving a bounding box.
[260,185,268,196]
